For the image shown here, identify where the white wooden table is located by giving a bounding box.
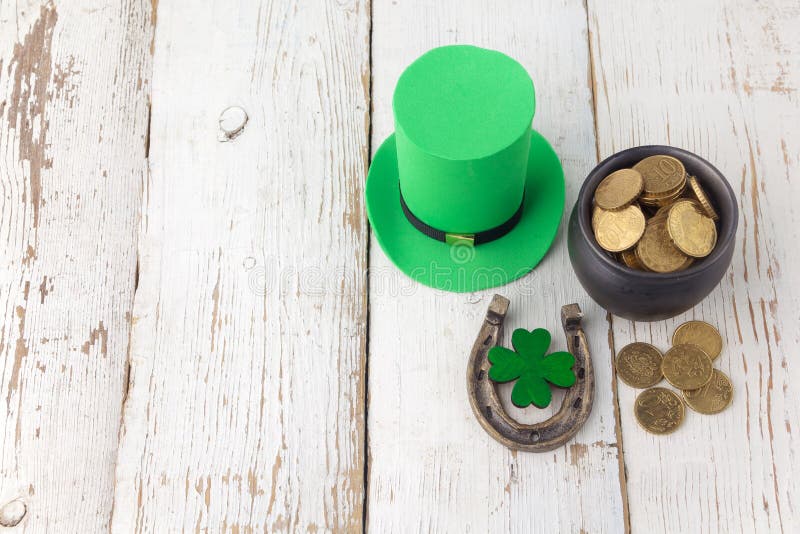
[1,1,797,532]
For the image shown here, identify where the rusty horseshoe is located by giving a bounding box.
[467,295,595,452]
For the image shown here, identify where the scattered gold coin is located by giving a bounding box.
[672,320,723,360]
[661,344,714,390]
[634,387,685,435]
[617,320,731,435]
[594,204,646,252]
[591,155,720,272]
[635,216,692,273]
[667,200,717,258]
[682,369,733,414]
[687,176,719,221]
[615,342,663,388]
[594,168,644,210]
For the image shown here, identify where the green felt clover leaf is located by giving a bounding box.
[487,328,576,409]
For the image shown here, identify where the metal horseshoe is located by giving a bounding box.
[467,295,594,452]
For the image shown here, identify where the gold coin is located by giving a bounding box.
[673,254,695,272]
[667,200,717,258]
[634,155,686,196]
[635,216,689,273]
[592,205,603,230]
[653,183,687,207]
[643,245,694,272]
[687,176,719,221]
[634,387,685,435]
[653,202,676,219]
[672,320,723,360]
[595,168,644,210]
[594,204,646,252]
[682,369,733,414]
[639,175,687,207]
[616,342,663,388]
[661,344,713,390]
[620,248,646,270]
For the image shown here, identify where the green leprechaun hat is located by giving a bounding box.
[366,45,565,292]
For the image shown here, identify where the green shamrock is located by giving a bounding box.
[488,328,576,408]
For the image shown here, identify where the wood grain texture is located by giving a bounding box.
[367,1,625,532]
[0,1,796,531]
[588,0,799,531]
[111,0,370,531]
[0,1,151,531]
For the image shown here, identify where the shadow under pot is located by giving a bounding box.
[567,145,738,322]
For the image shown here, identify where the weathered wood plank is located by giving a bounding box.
[111,1,370,531]
[588,0,799,531]
[367,1,625,532]
[0,0,152,531]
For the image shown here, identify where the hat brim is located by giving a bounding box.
[366,129,565,292]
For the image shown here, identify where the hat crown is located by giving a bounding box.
[393,45,535,234]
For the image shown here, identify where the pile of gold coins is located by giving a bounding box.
[592,155,720,273]
[614,320,733,435]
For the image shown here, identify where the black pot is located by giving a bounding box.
[567,146,738,321]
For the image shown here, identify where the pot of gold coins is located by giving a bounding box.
[568,146,738,321]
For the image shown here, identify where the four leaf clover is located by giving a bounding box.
[488,328,576,408]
